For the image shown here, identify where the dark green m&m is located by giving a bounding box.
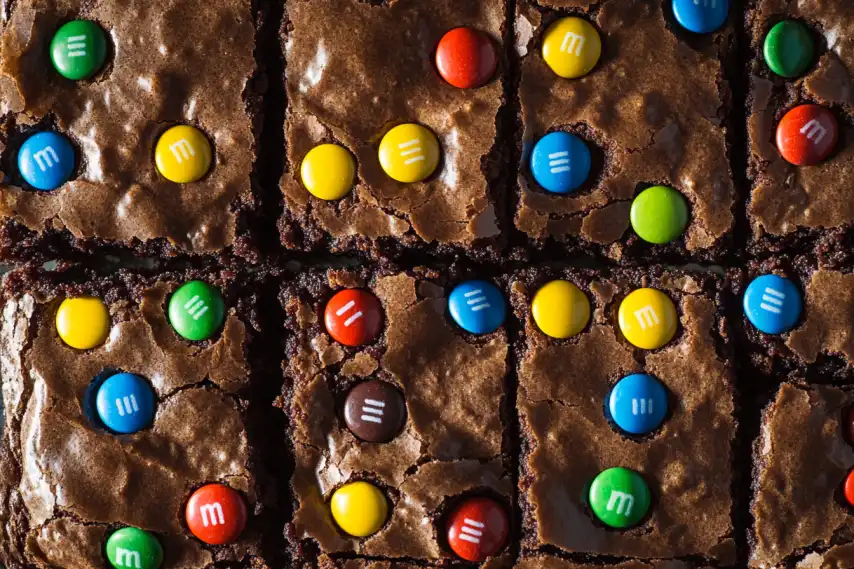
[764,21,814,79]
[105,527,163,569]
[50,20,108,80]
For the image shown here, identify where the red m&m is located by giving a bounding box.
[185,484,247,545]
[446,497,509,562]
[435,27,497,89]
[776,104,838,166]
[324,289,383,347]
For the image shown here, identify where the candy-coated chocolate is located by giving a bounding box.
[378,123,440,183]
[18,131,76,191]
[531,280,590,339]
[589,467,651,528]
[344,380,406,443]
[168,280,226,341]
[609,374,669,435]
[743,274,802,335]
[301,143,356,200]
[530,131,591,194]
[155,125,212,183]
[446,497,509,561]
[435,27,497,89]
[541,17,601,79]
[56,296,111,350]
[672,0,729,34]
[764,20,814,78]
[618,289,677,350]
[324,289,383,347]
[185,484,247,545]
[630,186,690,244]
[50,20,108,80]
[96,373,156,434]
[845,470,854,508]
[776,104,838,166]
[448,280,506,334]
[105,527,163,569]
[330,481,388,537]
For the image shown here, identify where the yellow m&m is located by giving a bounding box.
[618,288,677,350]
[155,125,212,183]
[378,123,440,183]
[542,17,602,79]
[301,143,356,200]
[330,481,388,537]
[56,297,110,350]
[531,280,590,339]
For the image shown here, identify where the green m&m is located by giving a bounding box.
[106,527,163,569]
[630,185,689,245]
[588,467,651,528]
[50,20,108,81]
[764,21,814,79]
[168,280,226,341]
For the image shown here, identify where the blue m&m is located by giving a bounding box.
[743,274,802,335]
[95,373,156,434]
[18,132,76,191]
[673,0,729,34]
[530,132,591,194]
[448,280,506,334]
[609,374,668,435]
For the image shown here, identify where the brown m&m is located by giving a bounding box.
[344,380,406,443]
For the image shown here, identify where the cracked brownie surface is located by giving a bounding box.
[511,266,736,561]
[280,267,512,562]
[514,0,735,262]
[0,269,267,569]
[0,0,262,261]
[279,0,508,260]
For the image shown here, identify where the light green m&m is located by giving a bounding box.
[168,280,226,341]
[106,527,163,569]
[764,21,814,79]
[50,20,108,81]
[630,185,689,245]
[588,467,651,528]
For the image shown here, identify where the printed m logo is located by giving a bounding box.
[199,502,225,527]
[606,490,635,517]
[114,548,142,569]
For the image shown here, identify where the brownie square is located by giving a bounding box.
[516,555,712,569]
[0,268,270,569]
[510,266,736,561]
[747,0,854,261]
[750,382,854,568]
[279,0,509,261]
[0,0,264,262]
[279,266,512,562]
[514,0,736,262]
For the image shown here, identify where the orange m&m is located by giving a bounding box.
[324,289,384,347]
[776,104,838,166]
[185,484,247,545]
[435,27,497,89]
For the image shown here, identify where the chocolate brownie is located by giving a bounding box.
[739,257,854,380]
[750,382,854,568]
[279,0,509,261]
[510,266,736,561]
[746,0,854,261]
[279,266,513,562]
[0,0,265,263]
[514,0,736,263]
[515,555,712,569]
[0,267,272,569]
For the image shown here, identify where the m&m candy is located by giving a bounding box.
[446,497,509,562]
[344,380,406,443]
[541,17,601,79]
[378,123,440,183]
[530,132,591,194]
[324,289,383,347]
[672,0,729,34]
[588,467,651,528]
[448,280,506,334]
[330,481,388,537]
[845,470,854,508]
[435,27,497,89]
[56,296,110,350]
[776,104,838,166]
[743,274,802,335]
[185,484,247,545]
[168,280,226,341]
[618,289,677,350]
[630,186,689,244]
[609,374,669,435]
[531,280,590,339]
[18,132,76,191]
[764,20,814,78]
[105,528,163,569]
[301,143,356,200]
[155,125,212,183]
[50,20,108,80]
[95,373,156,434]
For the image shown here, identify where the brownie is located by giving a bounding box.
[0,0,265,263]
[0,267,271,569]
[510,266,736,561]
[279,0,509,261]
[514,0,736,263]
[279,266,513,562]
[515,555,713,569]
[746,0,854,262]
[750,382,854,568]
[739,257,854,380]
